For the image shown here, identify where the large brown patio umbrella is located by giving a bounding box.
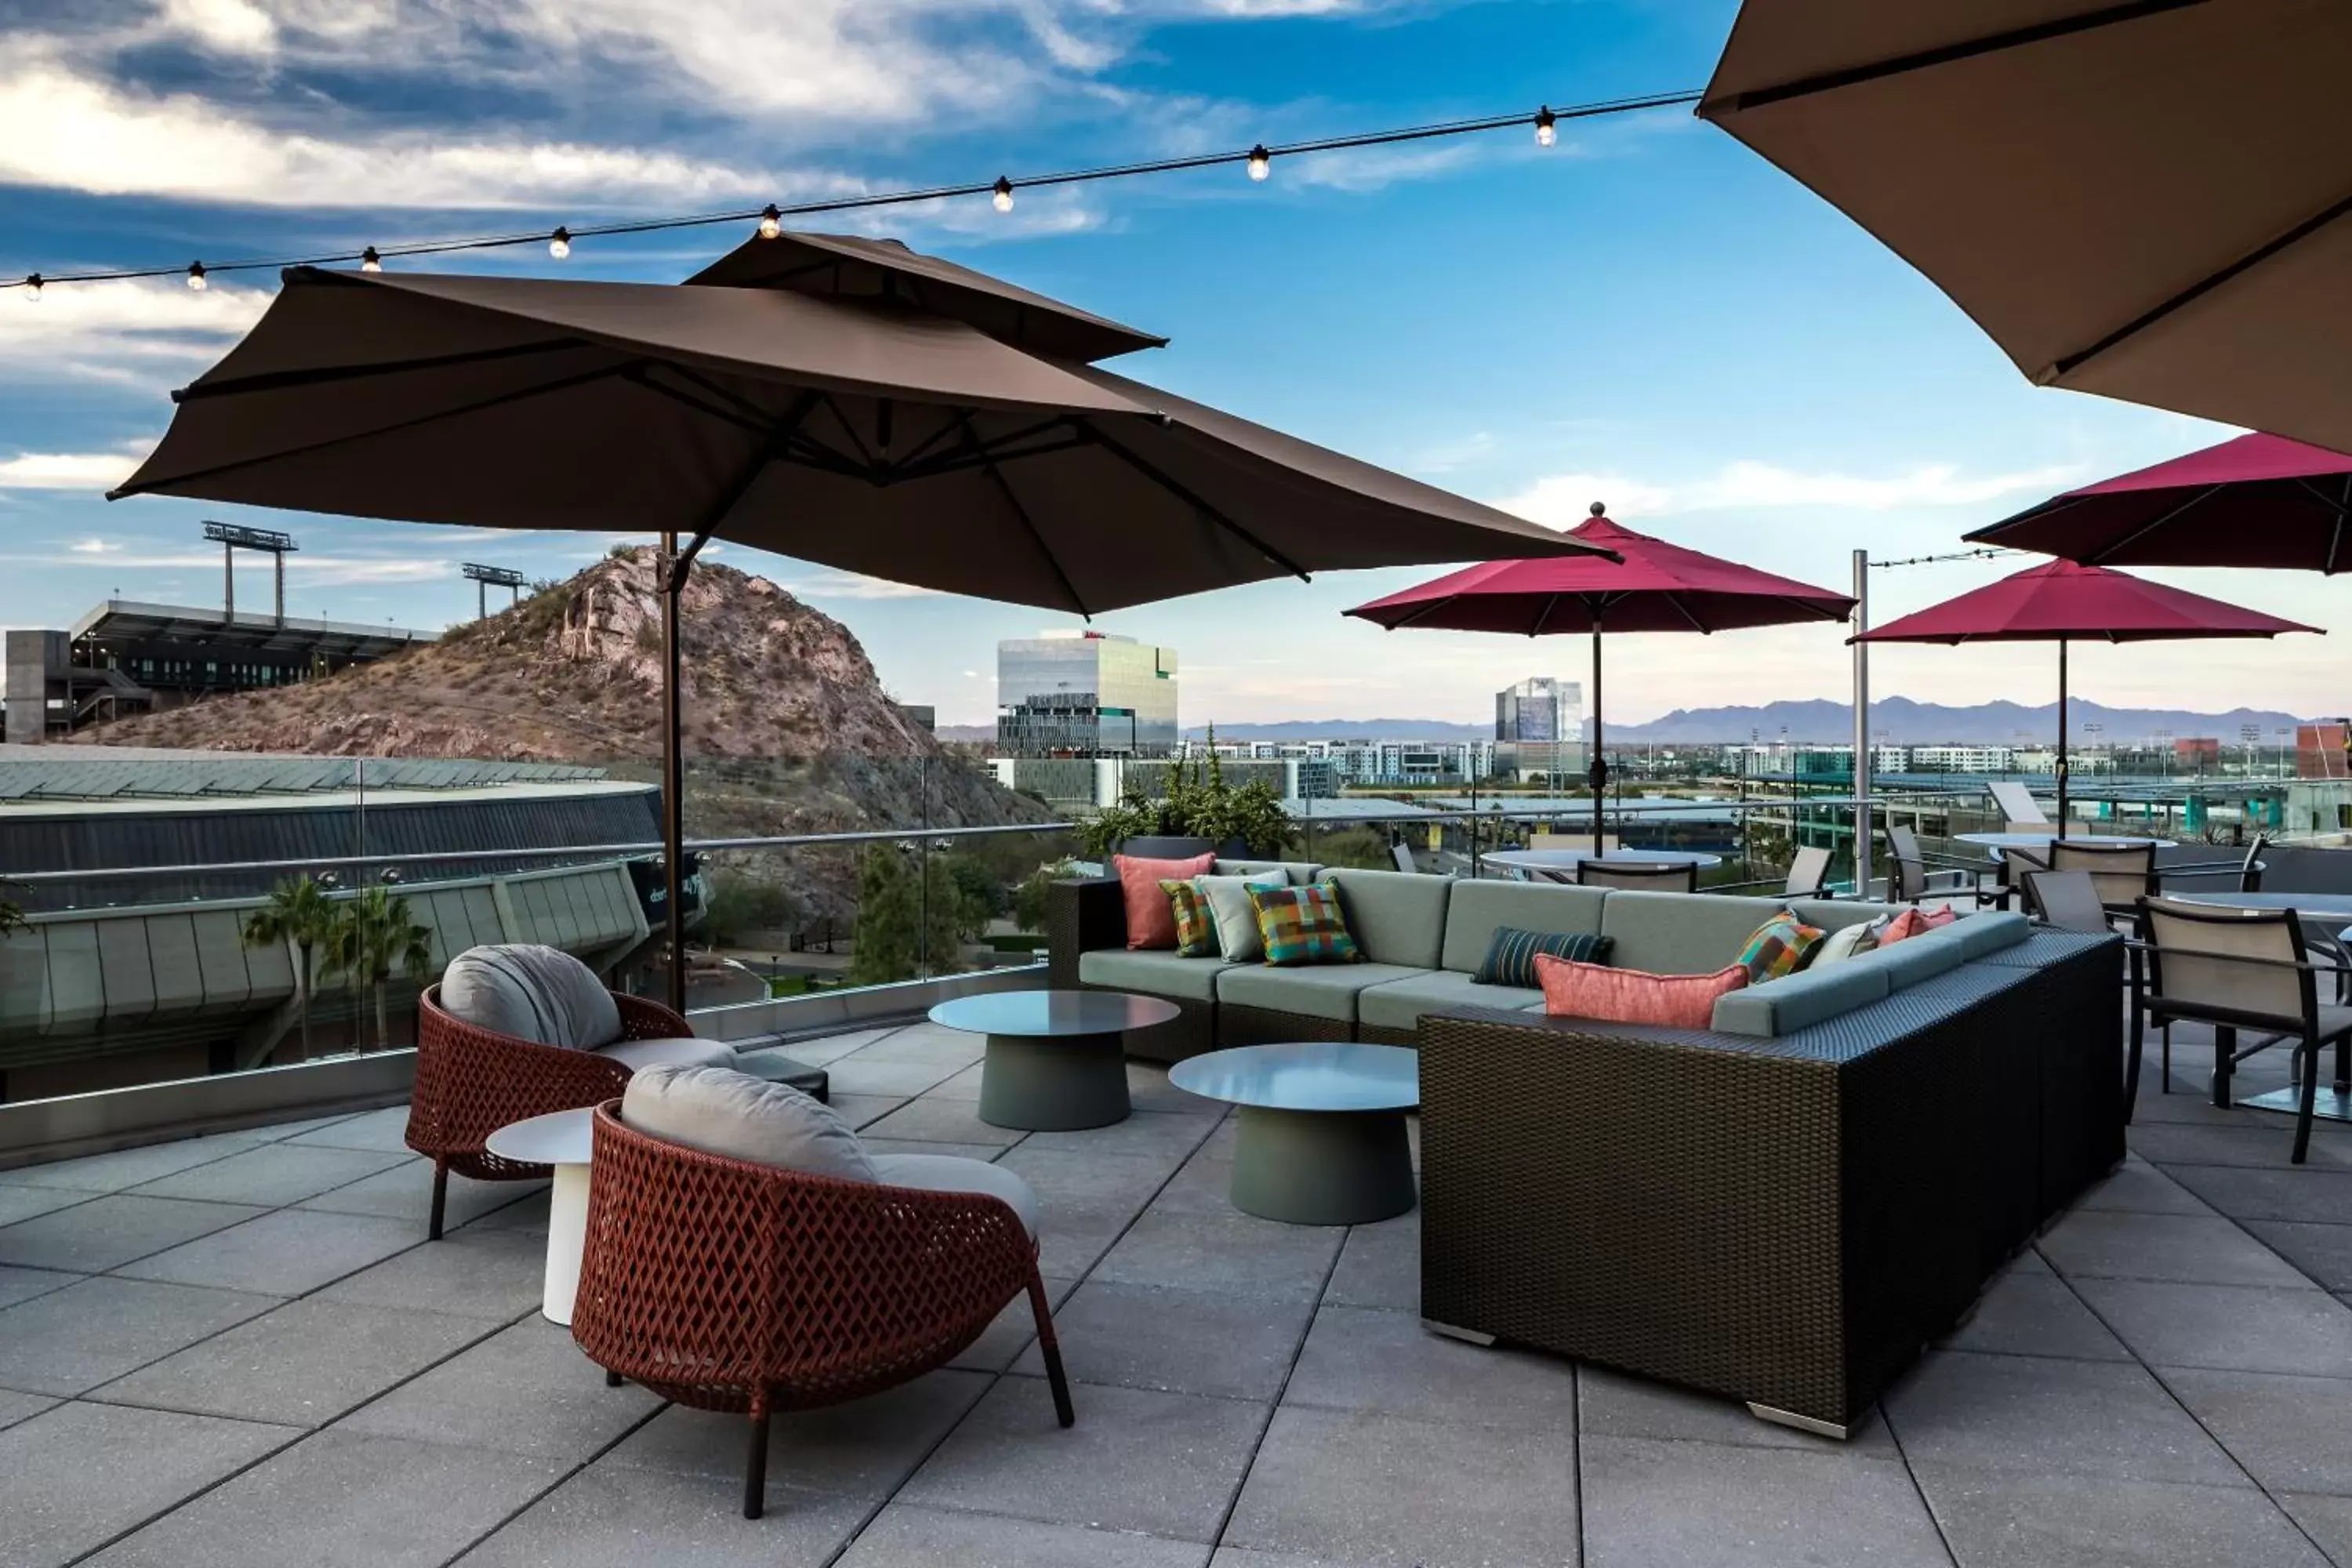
[112,260,1609,1013]
[1853,560,2320,830]
[1965,431,2352,572]
[1699,2,2352,452]
[1345,506,1856,852]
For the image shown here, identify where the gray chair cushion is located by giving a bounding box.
[1323,869,1451,969]
[594,1035,737,1072]
[1439,881,1607,973]
[1359,968,1542,1032]
[1217,962,1436,1024]
[1077,947,1236,1004]
[621,1063,875,1181]
[1214,859,1323,884]
[1842,930,1967,987]
[1711,962,1893,1037]
[1600,893,1790,975]
[440,944,620,1049]
[1943,910,2031,958]
[869,1152,1039,1237]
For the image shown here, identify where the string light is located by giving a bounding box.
[359,246,382,272]
[21,274,38,301]
[1,88,1703,296]
[1535,106,1558,147]
[757,204,782,239]
[187,261,207,292]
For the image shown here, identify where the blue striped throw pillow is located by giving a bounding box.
[1474,927,1613,988]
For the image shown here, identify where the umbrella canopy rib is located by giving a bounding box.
[170,336,590,405]
[960,416,1091,616]
[1076,417,1311,581]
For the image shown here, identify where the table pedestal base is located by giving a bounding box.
[979,1031,1131,1131]
[542,1160,590,1326]
[1230,1105,1416,1225]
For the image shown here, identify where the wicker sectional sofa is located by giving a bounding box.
[1048,863,2125,1436]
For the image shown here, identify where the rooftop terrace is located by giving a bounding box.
[2,1014,2348,1568]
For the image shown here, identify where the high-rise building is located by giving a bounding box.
[995,632,1178,757]
[1495,677,1583,780]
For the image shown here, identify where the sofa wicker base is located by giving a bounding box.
[1355,1022,1422,1047]
[1220,1003,1352,1047]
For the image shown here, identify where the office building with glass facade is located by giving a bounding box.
[996,633,1179,757]
[1495,676,1583,780]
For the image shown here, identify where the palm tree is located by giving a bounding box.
[243,877,339,1056]
[321,886,435,1050]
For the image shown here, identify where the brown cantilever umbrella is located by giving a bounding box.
[114,261,1609,1012]
[1700,2,2352,452]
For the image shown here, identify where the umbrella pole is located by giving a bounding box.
[660,529,690,1016]
[1589,623,1606,856]
[2056,637,2070,839]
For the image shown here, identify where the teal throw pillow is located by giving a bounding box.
[1475,927,1613,988]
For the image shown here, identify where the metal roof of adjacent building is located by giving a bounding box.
[0,745,610,803]
[69,598,430,661]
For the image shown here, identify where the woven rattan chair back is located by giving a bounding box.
[2022,869,2111,935]
[2052,839,2157,908]
[2139,896,2310,1033]
[570,1104,1073,1518]
[1575,860,1700,894]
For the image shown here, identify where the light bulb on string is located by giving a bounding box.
[187,261,208,292]
[757,205,782,240]
[23,274,39,301]
[360,246,382,272]
[1247,144,1272,182]
[991,176,1014,213]
[549,227,572,260]
[1535,107,1557,147]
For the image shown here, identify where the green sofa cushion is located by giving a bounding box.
[1358,968,1544,1032]
[1710,961,1893,1037]
[1599,892,1791,976]
[1077,947,1236,1004]
[1944,910,2031,957]
[1216,961,1436,1023]
[1842,930,1966,986]
[1214,859,1324,884]
[1323,869,1451,970]
[1439,880,1608,973]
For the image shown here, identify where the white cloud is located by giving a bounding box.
[0,450,145,491]
[1495,461,2085,526]
[0,545,451,586]
[0,276,269,385]
[782,570,946,600]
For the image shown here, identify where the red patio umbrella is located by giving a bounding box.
[1964,432,2352,572]
[1346,505,1857,851]
[1853,560,2320,830]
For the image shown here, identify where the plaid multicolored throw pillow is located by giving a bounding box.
[1734,912,1825,982]
[1160,879,1220,957]
[1250,878,1361,967]
[1474,927,1613,988]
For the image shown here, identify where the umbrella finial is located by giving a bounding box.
[1588,501,1606,517]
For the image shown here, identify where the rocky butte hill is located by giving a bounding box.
[82,548,1054,920]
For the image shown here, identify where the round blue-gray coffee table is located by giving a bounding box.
[929,990,1179,1132]
[1170,1042,1421,1225]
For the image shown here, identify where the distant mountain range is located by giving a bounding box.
[938,700,2326,748]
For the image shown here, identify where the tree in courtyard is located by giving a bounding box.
[243,876,339,1056]
[321,885,435,1050]
[849,845,920,985]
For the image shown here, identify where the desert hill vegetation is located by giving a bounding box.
[84,547,1058,927]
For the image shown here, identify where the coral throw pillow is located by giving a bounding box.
[1534,954,1747,1030]
[1877,906,1958,947]
[1116,852,1215,949]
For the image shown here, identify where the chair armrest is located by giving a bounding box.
[1047,877,1127,989]
[614,993,693,1040]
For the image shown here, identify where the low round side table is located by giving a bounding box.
[1170,1042,1421,1225]
[483,1106,597,1325]
[928,989,1179,1131]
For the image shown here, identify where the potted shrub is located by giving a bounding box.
[1076,741,1298,862]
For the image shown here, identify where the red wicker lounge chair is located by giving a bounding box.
[570,1102,1075,1518]
[405,983,700,1239]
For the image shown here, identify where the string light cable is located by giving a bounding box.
[1867,547,2020,569]
[5,88,1700,295]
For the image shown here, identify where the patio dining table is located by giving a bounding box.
[1482,848,1723,877]
[1953,831,2174,862]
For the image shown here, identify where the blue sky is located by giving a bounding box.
[0,0,2332,730]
